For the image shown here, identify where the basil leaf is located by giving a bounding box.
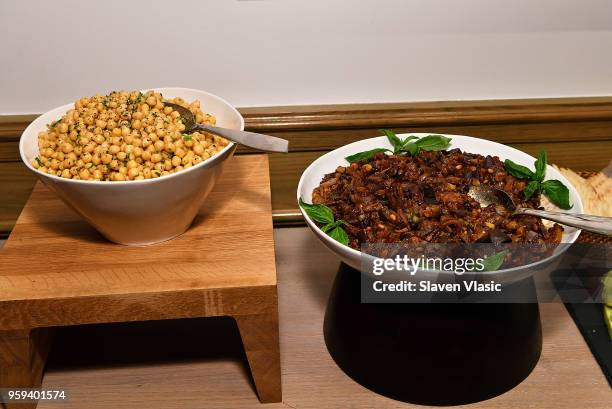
[541,180,572,210]
[380,129,403,153]
[322,220,345,233]
[345,148,390,163]
[523,180,541,200]
[401,142,420,156]
[321,223,334,233]
[482,250,509,271]
[504,159,535,180]
[414,135,451,151]
[534,150,547,182]
[401,136,418,146]
[328,225,349,246]
[299,198,335,224]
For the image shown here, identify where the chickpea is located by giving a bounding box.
[128,168,139,179]
[154,140,165,151]
[83,143,96,153]
[61,143,74,153]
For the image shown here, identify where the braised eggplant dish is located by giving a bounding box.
[312,149,564,250]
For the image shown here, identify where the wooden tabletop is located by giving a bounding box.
[13,227,606,408]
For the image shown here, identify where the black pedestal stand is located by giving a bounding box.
[324,263,542,405]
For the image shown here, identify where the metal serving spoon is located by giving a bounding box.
[468,184,612,236]
[164,102,289,153]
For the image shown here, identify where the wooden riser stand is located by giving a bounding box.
[0,155,282,408]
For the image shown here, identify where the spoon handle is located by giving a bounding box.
[195,124,289,153]
[516,208,612,236]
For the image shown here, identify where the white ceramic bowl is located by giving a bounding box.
[297,133,583,276]
[19,87,243,245]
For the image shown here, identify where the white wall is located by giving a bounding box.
[1,0,612,114]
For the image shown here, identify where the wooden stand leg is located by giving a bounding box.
[234,309,282,403]
[0,329,52,409]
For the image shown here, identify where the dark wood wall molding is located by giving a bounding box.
[241,97,612,132]
[1,96,612,236]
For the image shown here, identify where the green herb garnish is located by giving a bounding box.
[504,150,572,209]
[299,198,349,246]
[481,250,509,271]
[35,157,44,167]
[133,92,144,104]
[345,148,391,163]
[345,130,452,163]
[540,180,572,210]
[182,133,192,141]
[380,129,406,154]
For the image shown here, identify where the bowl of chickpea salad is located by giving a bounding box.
[19,87,243,245]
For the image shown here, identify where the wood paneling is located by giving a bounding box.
[240,97,612,131]
[260,121,612,152]
[0,162,37,235]
[1,97,612,233]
